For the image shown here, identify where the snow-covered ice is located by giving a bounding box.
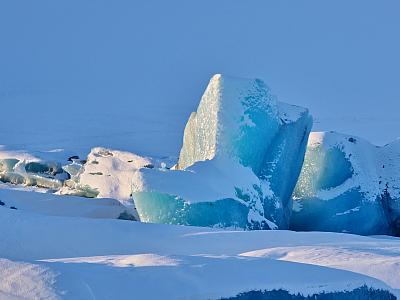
[0,147,68,190]
[0,183,134,220]
[59,147,153,220]
[291,132,400,235]
[1,2,400,298]
[133,74,312,230]
[60,147,152,201]
[133,158,277,229]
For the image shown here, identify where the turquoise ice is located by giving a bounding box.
[133,74,312,229]
[290,132,400,235]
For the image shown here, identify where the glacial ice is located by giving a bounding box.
[0,155,64,190]
[133,158,278,229]
[377,139,400,235]
[290,132,400,235]
[3,75,398,236]
[132,74,312,229]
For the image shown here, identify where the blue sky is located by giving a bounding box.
[0,1,399,151]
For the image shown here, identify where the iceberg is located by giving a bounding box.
[290,132,400,235]
[133,74,312,229]
[60,147,153,219]
[378,139,400,236]
[133,158,278,229]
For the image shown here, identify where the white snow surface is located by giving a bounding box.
[242,244,400,290]
[133,158,273,204]
[0,146,76,167]
[0,258,57,300]
[60,147,152,203]
[277,101,306,123]
[0,183,131,219]
[0,207,399,299]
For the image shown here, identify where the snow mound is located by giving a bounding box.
[60,147,153,218]
[241,244,400,290]
[0,208,398,299]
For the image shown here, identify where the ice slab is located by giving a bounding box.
[291,132,400,235]
[133,159,278,229]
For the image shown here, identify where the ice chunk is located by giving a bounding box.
[177,74,280,172]
[264,102,313,208]
[291,132,400,235]
[62,161,83,177]
[133,158,278,229]
[60,147,153,219]
[379,139,400,235]
[133,74,312,229]
[0,150,65,190]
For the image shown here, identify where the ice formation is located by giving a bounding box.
[133,158,278,229]
[0,150,66,190]
[3,75,398,236]
[133,74,312,229]
[60,147,152,218]
[291,132,400,235]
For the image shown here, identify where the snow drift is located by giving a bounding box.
[1,207,398,300]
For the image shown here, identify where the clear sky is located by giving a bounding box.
[1,1,399,152]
